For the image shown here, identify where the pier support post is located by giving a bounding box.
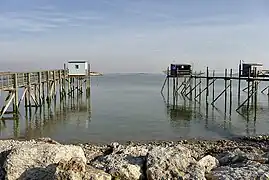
[13,73,19,118]
[38,72,42,106]
[238,62,241,107]
[27,73,32,116]
[247,68,251,117]
[206,67,209,105]
[58,70,62,100]
[199,71,202,103]
[229,69,233,116]
[167,67,170,105]
[24,73,28,114]
[62,70,66,99]
[53,71,56,99]
[46,71,51,105]
[194,72,197,99]
[86,73,91,99]
[212,70,215,105]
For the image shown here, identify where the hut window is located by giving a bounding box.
[75,65,79,69]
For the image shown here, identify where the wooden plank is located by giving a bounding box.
[0,93,15,119]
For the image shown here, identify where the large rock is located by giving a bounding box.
[4,141,86,180]
[208,160,269,179]
[218,148,266,166]
[0,140,37,179]
[197,155,219,173]
[184,163,206,180]
[55,157,111,180]
[146,145,196,180]
[91,143,147,180]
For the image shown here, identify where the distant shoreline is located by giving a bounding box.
[89,72,103,76]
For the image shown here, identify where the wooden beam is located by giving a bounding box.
[18,87,28,107]
[0,92,15,119]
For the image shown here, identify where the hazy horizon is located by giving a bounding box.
[0,0,269,73]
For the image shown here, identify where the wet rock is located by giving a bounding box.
[218,150,246,165]
[209,160,269,179]
[91,143,147,180]
[260,172,269,180]
[2,136,269,180]
[36,137,60,144]
[54,157,85,180]
[84,165,112,180]
[217,148,266,166]
[82,144,109,163]
[4,141,86,180]
[146,145,196,180]
[197,155,219,173]
[55,157,111,180]
[184,163,206,180]
[0,140,35,179]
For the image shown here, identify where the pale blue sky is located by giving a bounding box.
[0,0,268,73]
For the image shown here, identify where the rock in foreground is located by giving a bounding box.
[0,136,269,179]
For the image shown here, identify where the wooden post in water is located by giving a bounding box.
[224,69,227,115]
[206,67,209,105]
[167,67,170,105]
[238,63,241,107]
[212,70,215,106]
[27,73,32,116]
[46,71,51,105]
[183,77,187,96]
[254,67,258,120]
[175,75,179,104]
[80,78,82,94]
[53,71,56,99]
[38,72,42,106]
[72,78,75,98]
[86,64,91,99]
[34,84,37,107]
[63,69,67,99]
[24,73,28,113]
[13,73,19,118]
[67,76,72,96]
[229,69,233,116]
[189,75,193,100]
[172,76,176,107]
[199,71,202,103]
[58,70,62,100]
[247,68,251,116]
[251,79,254,107]
[42,73,45,104]
[23,74,26,106]
[194,71,197,99]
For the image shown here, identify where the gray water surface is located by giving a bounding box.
[0,73,269,144]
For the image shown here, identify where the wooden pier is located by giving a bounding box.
[161,62,269,120]
[0,63,91,120]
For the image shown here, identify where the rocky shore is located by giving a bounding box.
[1,136,269,179]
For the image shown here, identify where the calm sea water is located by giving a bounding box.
[1,73,269,144]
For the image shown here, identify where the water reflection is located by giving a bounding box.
[164,97,251,139]
[168,105,193,121]
[0,95,91,140]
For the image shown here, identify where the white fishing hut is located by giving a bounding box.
[66,60,89,76]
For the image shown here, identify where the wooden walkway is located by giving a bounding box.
[0,70,65,90]
[0,69,90,120]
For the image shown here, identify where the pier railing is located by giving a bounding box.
[0,70,66,90]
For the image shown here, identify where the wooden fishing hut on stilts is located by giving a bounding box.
[161,61,269,120]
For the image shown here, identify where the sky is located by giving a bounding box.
[0,0,268,73]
